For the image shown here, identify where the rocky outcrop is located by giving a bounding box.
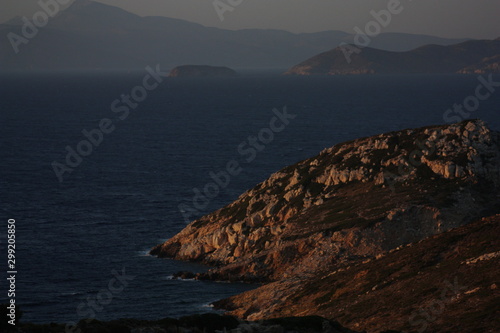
[151,119,500,332]
[151,120,500,280]
[284,39,500,75]
[168,65,237,78]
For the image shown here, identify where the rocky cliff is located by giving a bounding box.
[284,39,500,75]
[168,65,237,78]
[151,119,500,332]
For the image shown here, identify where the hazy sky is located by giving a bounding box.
[2,0,499,39]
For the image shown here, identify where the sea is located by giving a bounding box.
[1,71,500,324]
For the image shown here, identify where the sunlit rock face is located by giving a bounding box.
[151,119,500,284]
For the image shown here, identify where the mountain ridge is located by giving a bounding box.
[0,0,470,70]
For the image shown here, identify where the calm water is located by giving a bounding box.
[1,72,499,324]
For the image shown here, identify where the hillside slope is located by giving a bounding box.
[215,215,500,332]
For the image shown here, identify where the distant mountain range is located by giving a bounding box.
[0,0,469,71]
[285,38,500,75]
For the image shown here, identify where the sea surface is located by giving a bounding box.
[1,72,500,324]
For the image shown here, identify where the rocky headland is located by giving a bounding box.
[151,119,500,332]
[168,65,237,78]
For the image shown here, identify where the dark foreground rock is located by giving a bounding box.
[3,313,359,333]
[172,270,196,279]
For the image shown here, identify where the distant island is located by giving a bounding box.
[285,38,500,75]
[168,65,237,78]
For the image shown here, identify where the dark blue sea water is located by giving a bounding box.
[1,72,500,324]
